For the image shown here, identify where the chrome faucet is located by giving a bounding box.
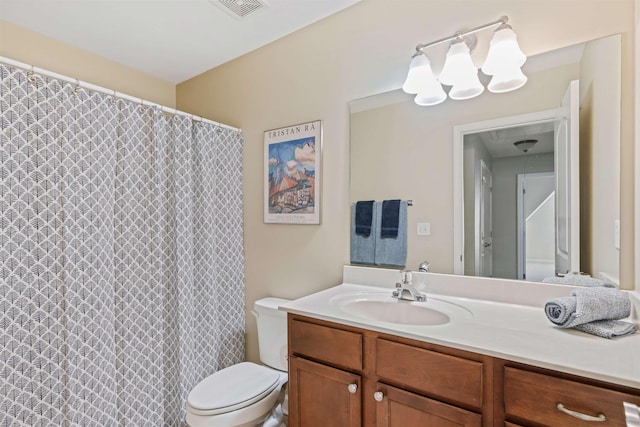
[392,270,426,302]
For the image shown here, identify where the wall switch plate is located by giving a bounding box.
[614,220,620,250]
[417,222,431,236]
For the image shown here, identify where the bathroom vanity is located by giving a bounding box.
[281,266,640,426]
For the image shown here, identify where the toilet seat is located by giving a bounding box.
[187,362,282,416]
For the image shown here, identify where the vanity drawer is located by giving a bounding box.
[289,318,363,370]
[375,338,483,409]
[504,367,640,426]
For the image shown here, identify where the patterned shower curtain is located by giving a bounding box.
[0,64,245,426]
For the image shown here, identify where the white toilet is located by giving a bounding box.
[185,297,290,427]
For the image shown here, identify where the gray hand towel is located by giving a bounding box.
[544,287,631,328]
[573,319,637,339]
[542,274,616,288]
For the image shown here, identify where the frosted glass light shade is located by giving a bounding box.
[487,66,528,93]
[414,81,447,106]
[448,78,484,100]
[403,54,447,106]
[439,41,484,100]
[402,54,431,94]
[438,42,477,87]
[402,53,446,105]
[481,27,526,76]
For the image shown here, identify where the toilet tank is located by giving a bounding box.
[252,297,290,372]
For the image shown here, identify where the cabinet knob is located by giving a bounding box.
[373,391,384,402]
[347,383,358,394]
[556,403,606,422]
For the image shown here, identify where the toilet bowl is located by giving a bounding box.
[185,297,290,427]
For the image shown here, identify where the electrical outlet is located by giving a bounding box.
[614,220,620,250]
[417,222,431,236]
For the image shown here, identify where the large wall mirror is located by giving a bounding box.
[350,34,622,286]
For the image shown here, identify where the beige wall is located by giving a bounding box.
[177,0,635,363]
[579,35,622,283]
[0,20,175,107]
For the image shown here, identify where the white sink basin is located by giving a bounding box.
[330,291,472,326]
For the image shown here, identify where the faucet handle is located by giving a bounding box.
[418,261,431,272]
[401,270,412,284]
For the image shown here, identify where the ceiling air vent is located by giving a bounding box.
[210,0,268,20]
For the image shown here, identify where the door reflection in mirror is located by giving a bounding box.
[463,117,560,281]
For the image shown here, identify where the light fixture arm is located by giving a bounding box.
[414,16,509,53]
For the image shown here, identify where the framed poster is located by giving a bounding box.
[264,120,321,224]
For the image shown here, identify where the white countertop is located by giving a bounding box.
[280,266,640,390]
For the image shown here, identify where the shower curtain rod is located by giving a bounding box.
[0,56,241,132]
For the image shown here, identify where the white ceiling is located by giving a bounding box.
[472,122,555,159]
[0,0,360,83]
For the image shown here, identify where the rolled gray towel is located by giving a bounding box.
[573,320,637,339]
[544,296,577,325]
[542,274,616,288]
[544,287,631,328]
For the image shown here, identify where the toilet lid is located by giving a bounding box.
[187,362,281,414]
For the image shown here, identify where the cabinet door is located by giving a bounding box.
[289,356,361,427]
[374,383,482,427]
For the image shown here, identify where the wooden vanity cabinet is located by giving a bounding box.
[288,314,491,427]
[287,314,640,426]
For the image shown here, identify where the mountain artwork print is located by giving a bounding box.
[264,120,321,224]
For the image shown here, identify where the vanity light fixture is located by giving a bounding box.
[402,16,527,106]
